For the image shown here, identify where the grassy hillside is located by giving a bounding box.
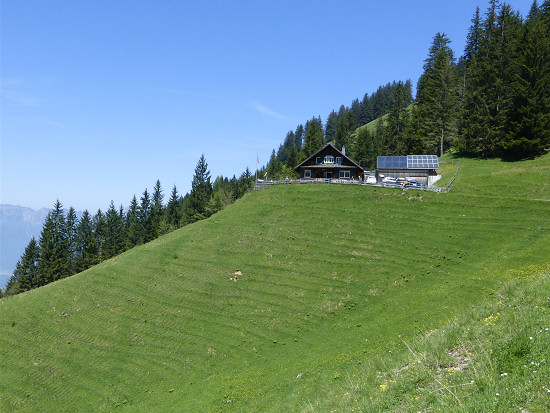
[1,153,549,412]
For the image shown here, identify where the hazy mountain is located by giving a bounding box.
[0,205,50,289]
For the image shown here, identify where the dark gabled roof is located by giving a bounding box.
[294,143,363,171]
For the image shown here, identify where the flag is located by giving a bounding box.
[257,154,260,164]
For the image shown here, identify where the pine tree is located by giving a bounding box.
[17,238,41,291]
[151,180,165,238]
[266,149,283,180]
[38,200,68,284]
[74,210,98,272]
[303,117,324,157]
[103,201,126,259]
[126,195,141,247]
[138,188,154,242]
[352,127,378,169]
[187,154,213,223]
[294,124,304,149]
[166,185,182,230]
[501,3,550,157]
[93,209,106,261]
[415,33,459,155]
[325,110,338,143]
[384,80,413,154]
[334,106,353,152]
[66,207,78,276]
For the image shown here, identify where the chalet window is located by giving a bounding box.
[316,157,322,164]
[304,170,312,178]
[324,155,334,164]
[340,170,350,179]
[336,157,343,165]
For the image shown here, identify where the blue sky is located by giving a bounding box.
[1,0,534,212]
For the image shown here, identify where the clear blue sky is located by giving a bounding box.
[1,0,534,211]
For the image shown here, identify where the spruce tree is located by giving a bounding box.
[151,180,164,238]
[502,3,550,157]
[93,209,106,261]
[66,207,78,276]
[166,185,182,230]
[415,33,459,155]
[303,117,324,157]
[325,110,338,143]
[17,238,41,291]
[187,154,213,223]
[139,189,154,242]
[74,210,98,272]
[103,201,126,259]
[126,195,141,247]
[384,80,413,154]
[38,200,68,284]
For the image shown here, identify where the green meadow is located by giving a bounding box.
[1,153,549,412]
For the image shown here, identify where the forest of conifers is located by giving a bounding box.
[2,1,548,297]
[266,0,550,178]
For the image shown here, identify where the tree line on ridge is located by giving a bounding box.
[263,0,549,179]
[1,156,254,297]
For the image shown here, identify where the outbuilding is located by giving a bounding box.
[376,155,440,186]
[294,144,364,181]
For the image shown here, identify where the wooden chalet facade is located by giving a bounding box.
[294,144,364,181]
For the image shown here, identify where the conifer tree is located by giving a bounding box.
[384,80,413,154]
[325,110,338,143]
[501,2,550,157]
[126,195,141,247]
[151,180,165,238]
[187,154,213,223]
[266,149,283,180]
[93,209,106,260]
[17,238,41,291]
[166,185,182,230]
[303,117,324,157]
[74,210,98,272]
[334,106,353,152]
[66,207,78,276]
[414,33,459,155]
[139,189,154,242]
[38,201,68,284]
[294,124,304,149]
[103,201,126,259]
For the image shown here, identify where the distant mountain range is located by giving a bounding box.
[0,205,50,289]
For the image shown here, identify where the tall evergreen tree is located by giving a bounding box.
[126,195,141,247]
[103,201,126,259]
[187,154,213,223]
[93,209,106,260]
[151,180,165,238]
[294,124,304,149]
[16,238,41,291]
[38,200,68,284]
[138,189,154,243]
[303,116,324,157]
[66,207,78,276]
[501,2,550,157]
[352,127,378,169]
[414,33,459,155]
[325,110,339,143]
[166,185,182,230]
[74,210,98,272]
[334,106,353,152]
[384,80,413,154]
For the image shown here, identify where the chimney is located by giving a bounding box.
[342,146,346,155]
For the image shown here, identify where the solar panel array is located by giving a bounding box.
[377,156,407,169]
[407,155,439,169]
[377,155,438,169]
